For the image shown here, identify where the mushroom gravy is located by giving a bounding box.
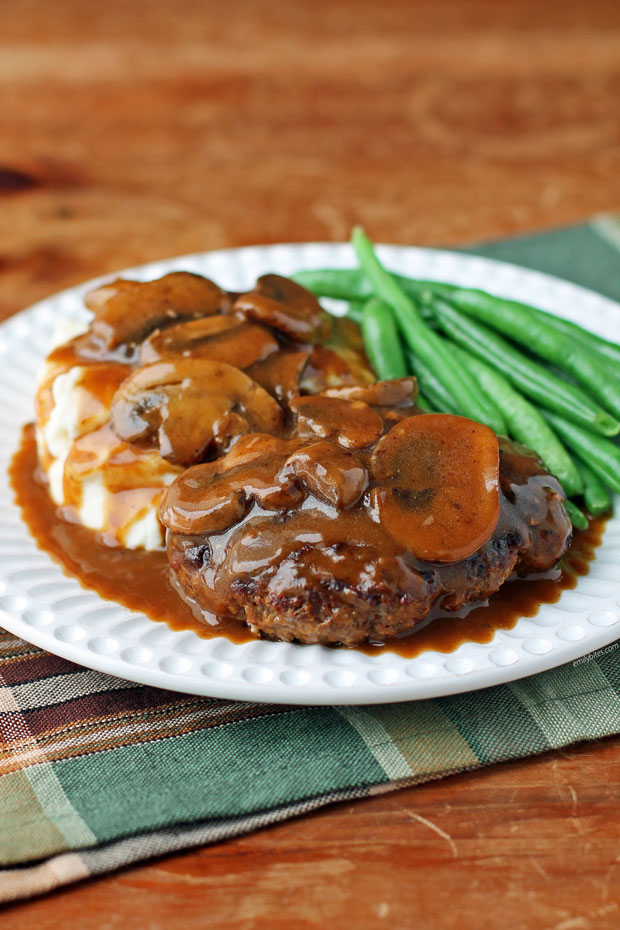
[11,424,605,657]
[34,272,372,551]
[23,268,604,651]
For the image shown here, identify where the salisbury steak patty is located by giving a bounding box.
[160,389,571,646]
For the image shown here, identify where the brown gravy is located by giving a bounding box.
[11,424,606,658]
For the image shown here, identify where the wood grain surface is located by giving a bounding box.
[2,0,620,926]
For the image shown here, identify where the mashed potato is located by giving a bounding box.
[34,273,374,553]
[35,320,181,550]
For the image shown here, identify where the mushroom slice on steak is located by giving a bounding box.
[246,350,312,405]
[299,346,369,394]
[85,272,231,353]
[323,377,418,409]
[160,435,305,535]
[139,316,279,368]
[233,274,331,343]
[370,413,500,563]
[290,395,383,450]
[110,359,284,466]
[279,440,367,509]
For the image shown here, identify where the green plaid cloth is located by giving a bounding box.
[2,217,620,903]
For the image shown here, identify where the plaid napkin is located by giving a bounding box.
[2,217,620,903]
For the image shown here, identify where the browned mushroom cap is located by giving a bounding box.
[160,435,305,535]
[139,316,279,368]
[299,346,368,394]
[290,395,383,450]
[210,431,294,471]
[318,316,376,386]
[323,377,418,409]
[246,349,312,405]
[110,359,284,466]
[233,274,331,343]
[369,414,500,563]
[85,272,232,351]
[84,279,135,313]
[161,460,246,535]
[280,440,367,509]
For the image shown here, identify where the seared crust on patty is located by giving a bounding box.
[164,435,571,646]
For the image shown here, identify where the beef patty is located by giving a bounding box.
[160,385,572,646]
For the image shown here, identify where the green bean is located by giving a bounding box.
[349,298,435,329]
[451,346,583,496]
[344,301,364,325]
[446,282,620,367]
[444,286,620,368]
[415,391,434,412]
[350,228,506,434]
[430,297,620,436]
[432,280,620,370]
[292,268,375,301]
[294,268,620,367]
[565,500,588,530]
[447,287,620,418]
[292,268,454,304]
[541,410,620,495]
[295,268,620,366]
[574,457,612,516]
[407,354,460,415]
[519,312,620,368]
[360,298,408,380]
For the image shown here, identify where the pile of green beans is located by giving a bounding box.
[293,229,620,526]
[350,229,507,435]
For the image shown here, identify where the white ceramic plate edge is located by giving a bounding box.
[1,242,619,704]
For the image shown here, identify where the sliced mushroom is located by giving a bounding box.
[110,359,284,466]
[370,414,500,563]
[233,274,331,343]
[84,279,135,314]
[322,316,376,384]
[290,395,383,450]
[298,315,375,394]
[280,440,367,509]
[214,432,296,471]
[323,377,418,409]
[139,316,279,367]
[85,272,232,352]
[160,435,305,535]
[160,460,247,535]
[300,346,367,394]
[246,349,311,405]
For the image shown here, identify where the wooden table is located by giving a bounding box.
[2,1,620,926]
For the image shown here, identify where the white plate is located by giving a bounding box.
[1,243,619,704]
